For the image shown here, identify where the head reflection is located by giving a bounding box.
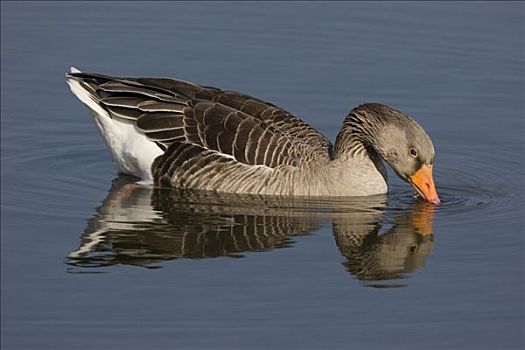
[333,202,435,286]
[68,176,435,285]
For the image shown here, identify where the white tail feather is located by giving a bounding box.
[67,67,162,182]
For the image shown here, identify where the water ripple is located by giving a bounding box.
[388,146,524,225]
[4,133,523,225]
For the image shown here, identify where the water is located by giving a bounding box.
[2,2,524,349]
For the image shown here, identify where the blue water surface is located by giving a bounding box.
[1,2,524,349]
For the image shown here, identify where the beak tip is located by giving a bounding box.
[409,164,441,205]
[429,195,441,205]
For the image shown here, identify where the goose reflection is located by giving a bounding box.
[333,204,434,284]
[68,176,435,284]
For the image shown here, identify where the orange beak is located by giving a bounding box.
[409,164,441,204]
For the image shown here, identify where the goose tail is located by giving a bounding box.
[66,67,162,182]
[66,66,110,118]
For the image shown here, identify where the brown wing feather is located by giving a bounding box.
[138,77,332,158]
[67,72,331,173]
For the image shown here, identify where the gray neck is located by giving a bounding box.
[334,104,387,159]
[319,104,390,196]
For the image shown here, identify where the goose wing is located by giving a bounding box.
[67,72,332,170]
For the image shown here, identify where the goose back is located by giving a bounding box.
[68,72,333,193]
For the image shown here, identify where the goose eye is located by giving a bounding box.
[409,148,418,158]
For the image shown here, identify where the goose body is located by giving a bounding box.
[66,68,440,203]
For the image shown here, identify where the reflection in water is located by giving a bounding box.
[68,177,436,285]
[333,206,434,284]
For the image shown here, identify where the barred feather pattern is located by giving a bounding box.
[334,104,387,158]
[68,181,320,266]
[68,72,333,194]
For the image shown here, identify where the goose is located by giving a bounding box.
[66,67,440,204]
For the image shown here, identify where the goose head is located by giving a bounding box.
[376,120,440,205]
[338,104,441,204]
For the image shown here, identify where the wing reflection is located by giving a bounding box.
[68,176,435,284]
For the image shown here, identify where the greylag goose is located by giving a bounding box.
[66,67,440,204]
